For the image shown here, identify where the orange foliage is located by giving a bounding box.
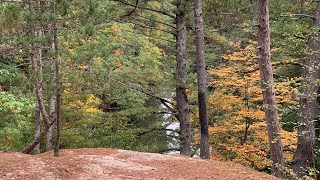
[114,48,124,56]
[207,41,297,170]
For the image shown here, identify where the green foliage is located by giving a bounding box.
[0,92,34,151]
[0,3,22,32]
[57,5,173,150]
[0,61,31,93]
[92,114,136,149]
[204,28,228,46]
[274,64,302,78]
[61,102,137,150]
[280,106,298,132]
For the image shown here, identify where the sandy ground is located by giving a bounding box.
[0,148,277,180]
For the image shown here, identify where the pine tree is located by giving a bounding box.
[292,2,320,178]
[257,0,285,178]
[193,0,210,159]
[176,0,191,156]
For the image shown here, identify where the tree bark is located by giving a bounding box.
[33,101,41,154]
[33,14,44,153]
[22,120,55,154]
[257,0,285,178]
[176,0,191,156]
[22,45,55,154]
[46,94,55,151]
[193,0,210,159]
[54,82,62,157]
[46,23,58,151]
[292,3,320,178]
[53,0,62,156]
[23,45,53,153]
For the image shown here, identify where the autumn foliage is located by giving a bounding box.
[207,41,297,170]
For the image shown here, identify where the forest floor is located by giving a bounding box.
[0,148,277,180]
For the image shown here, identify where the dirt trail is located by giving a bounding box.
[0,148,276,180]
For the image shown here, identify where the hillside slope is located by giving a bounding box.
[0,148,276,180]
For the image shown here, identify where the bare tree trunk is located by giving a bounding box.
[53,0,62,156]
[54,82,62,156]
[292,3,320,178]
[33,101,41,154]
[46,32,57,151]
[257,0,285,178]
[23,50,54,153]
[34,12,44,153]
[193,0,210,159]
[176,0,191,156]
[241,83,250,145]
[22,120,55,154]
[30,0,43,155]
[46,94,55,150]
[22,47,55,154]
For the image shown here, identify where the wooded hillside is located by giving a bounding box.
[0,0,319,179]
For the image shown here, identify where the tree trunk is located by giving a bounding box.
[257,0,285,178]
[33,101,41,154]
[241,83,250,145]
[46,25,58,151]
[53,1,62,156]
[22,120,55,154]
[176,0,191,156]
[23,51,54,153]
[22,46,55,154]
[292,3,320,178]
[22,0,54,154]
[54,82,62,156]
[46,94,55,151]
[32,0,44,154]
[193,0,210,159]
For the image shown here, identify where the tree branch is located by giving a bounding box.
[123,0,139,17]
[114,0,176,19]
[242,61,302,74]
[280,13,315,19]
[116,27,175,44]
[134,14,176,29]
[137,127,179,137]
[119,19,176,36]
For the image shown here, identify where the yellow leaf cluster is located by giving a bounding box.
[67,94,101,113]
[207,40,298,169]
[209,121,296,170]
